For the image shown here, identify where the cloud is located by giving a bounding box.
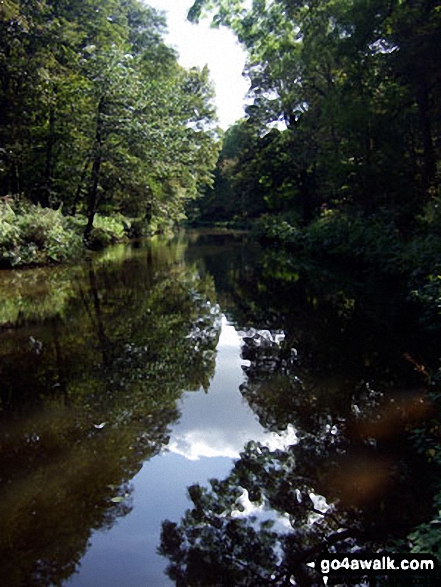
[148,0,249,128]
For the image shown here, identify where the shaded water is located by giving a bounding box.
[0,230,440,586]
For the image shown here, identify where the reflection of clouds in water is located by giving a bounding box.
[168,431,240,460]
[169,424,298,461]
[168,316,299,461]
[68,318,300,586]
[262,424,298,450]
[217,315,242,346]
[232,489,293,533]
[168,425,298,461]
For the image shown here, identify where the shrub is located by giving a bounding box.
[84,214,130,250]
[85,226,114,250]
[0,201,83,267]
[0,203,21,266]
[258,208,405,274]
[93,214,126,241]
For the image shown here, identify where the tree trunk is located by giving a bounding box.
[38,104,56,207]
[84,97,105,242]
[70,158,90,216]
[415,77,436,194]
[299,168,314,225]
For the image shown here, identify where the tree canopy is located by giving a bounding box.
[192,0,441,227]
[0,0,219,239]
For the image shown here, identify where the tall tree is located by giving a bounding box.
[0,0,219,234]
[189,0,441,224]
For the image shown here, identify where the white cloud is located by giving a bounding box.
[168,430,241,461]
[146,0,249,128]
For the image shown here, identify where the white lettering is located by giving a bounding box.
[321,560,329,574]
[387,556,396,570]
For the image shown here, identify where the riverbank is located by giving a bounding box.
[0,200,150,268]
[0,200,255,269]
[255,210,441,330]
[5,200,441,334]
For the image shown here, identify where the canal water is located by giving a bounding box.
[0,230,440,586]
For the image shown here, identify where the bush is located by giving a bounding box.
[253,213,302,245]
[0,203,21,264]
[258,206,441,328]
[93,214,126,240]
[84,214,130,250]
[306,210,404,272]
[258,208,405,274]
[85,226,114,250]
[0,201,84,267]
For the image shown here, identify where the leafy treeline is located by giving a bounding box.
[193,0,440,229]
[0,0,218,252]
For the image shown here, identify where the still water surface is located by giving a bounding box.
[66,318,284,587]
[1,230,440,586]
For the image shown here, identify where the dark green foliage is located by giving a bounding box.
[191,0,441,231]
[188,0,441,346]
[0,0,219,243]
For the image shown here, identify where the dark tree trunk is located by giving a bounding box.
[40,104,56,207]
[84,97,105,242]
[145,201,152,224]
[70,158,90,216]
[299,168,314,225]
[415,77,436,193]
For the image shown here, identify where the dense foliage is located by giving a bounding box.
[192,0,440,229]
[0,0,219,260]
[156,2,441,583]
[190,0,441,384]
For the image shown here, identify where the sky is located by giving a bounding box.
[145,0,250,129]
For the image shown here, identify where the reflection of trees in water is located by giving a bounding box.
[183,230,262,318]
[0,250,220,586]
[160,257,441,586]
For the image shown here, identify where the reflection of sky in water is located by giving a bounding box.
[168,317,296,461]
[66,317,296,587]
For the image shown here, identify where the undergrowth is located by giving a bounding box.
[256,208,441,326]
[0,200,132,267]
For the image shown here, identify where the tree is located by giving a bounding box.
[0,0,219,236]
[189,0,441,225]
